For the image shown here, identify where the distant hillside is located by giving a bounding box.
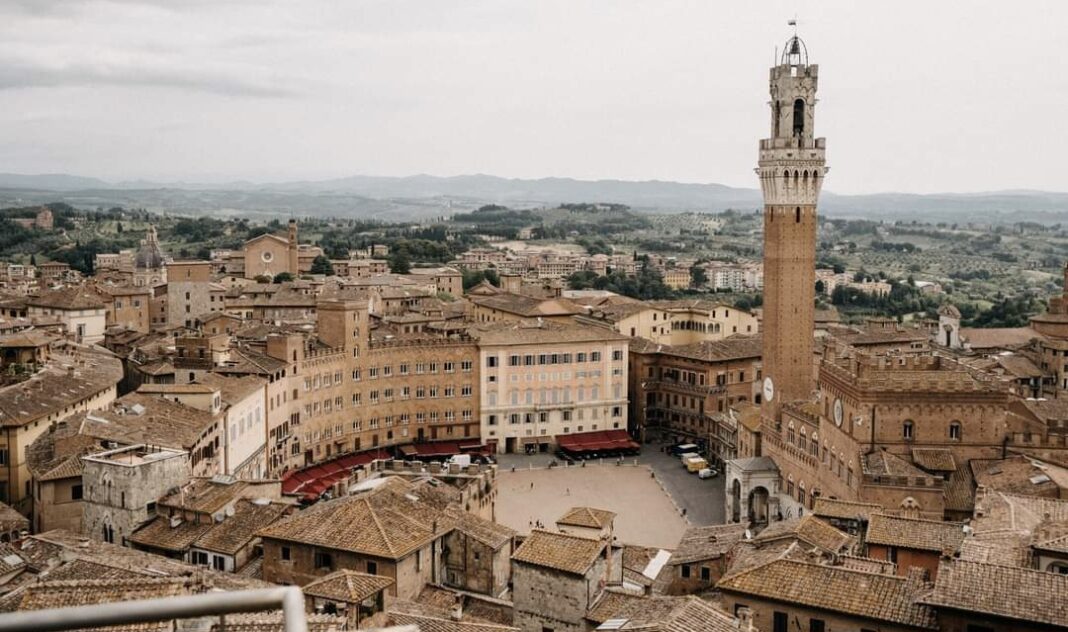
[0,173,111,191]
[1,172,1067,223]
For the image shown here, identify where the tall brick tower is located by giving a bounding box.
[757,33,827,413]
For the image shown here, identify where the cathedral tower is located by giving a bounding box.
[757,34,827,411]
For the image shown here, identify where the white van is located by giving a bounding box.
[698,468,717,479]
[447,454,472,467]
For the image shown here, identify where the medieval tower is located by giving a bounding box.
[757,33,827,413]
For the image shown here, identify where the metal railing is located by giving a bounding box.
[0,586,308,632]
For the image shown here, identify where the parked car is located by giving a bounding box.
[698,468,718,479]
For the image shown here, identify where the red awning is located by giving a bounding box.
[280,449,389,499]
[556,429,639,453]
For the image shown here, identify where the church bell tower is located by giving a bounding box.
[757,33,827,412]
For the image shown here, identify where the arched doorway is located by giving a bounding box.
[748,486,769,525]
[730,479,742,523]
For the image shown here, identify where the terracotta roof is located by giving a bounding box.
[587,591,676,624]
[812,498,882,522]
[303,569,395,603]
[0,347,123,428]
[556,506,616,530]
[911,448,957,472]
[995,354,1044,378]
[960,326,1041,350]
[468,293,582,318]
[27,286,106,311]
[158,478,251,515]
[128,517,213,553]
[655,335,762,363]
[943,460,976,514]
[0,543,26,576]
[451,510,515,550]
[389,611,519,632]
[965,490,1068,566]
[74,393,215,451]
[832,327,929,346]
[22,530,270,592]
[206,612,346,632]
[971,456,1065,496]
[195,373,266,407]
[922,559,1068,627]
[407,587,512,626]
[588,594,738,632]
[751,515,852,554]
[866,514,965,553]
[259,480,442,560]
[670,523,749,564]
[40,558,147,582]
[511,529,605,576]
[467,319,628,346]
[18,578,191,632]
[838,554,897,575]
[0,330,57,348]
[718,559,937,629]
[862,450,931,479]
[193,500,288,555]
[0,503,27,533]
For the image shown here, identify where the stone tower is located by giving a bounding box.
[287,219,299,276]
[757,34,827,411]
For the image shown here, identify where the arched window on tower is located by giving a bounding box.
[793,98,805,137]
[796,207,801,223]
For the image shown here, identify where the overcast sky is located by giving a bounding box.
[0,1,1064,194]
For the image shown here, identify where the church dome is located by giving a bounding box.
[135,226,165,270]
[938,304,961,319]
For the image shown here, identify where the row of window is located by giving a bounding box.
[486,406,622,425]
[360,360,473,380]
[487,350,621,368]
[902,420,962,440]
[303,410,475,441]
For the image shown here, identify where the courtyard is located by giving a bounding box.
[495,448,724,549]
[496,463,688,548]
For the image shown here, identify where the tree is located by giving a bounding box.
[29,254,36,266]
[273,272,295,283]
[815,280,825,294]
[388,251,411,274]
[310,255,335,275]
[254,274,272,283]
[690,266,708,288]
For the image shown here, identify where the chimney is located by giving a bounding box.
[736,607,754,632]
[451,594,463,621]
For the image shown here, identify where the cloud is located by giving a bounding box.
[0,57,295,98]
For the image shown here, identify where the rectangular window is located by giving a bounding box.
[810,621,825,632]
[281,546,291,561]
[486,356,497,368]
[367,561,378,575]
[773,612,788,632]
[71,484,83,501]
[314,550,333,570]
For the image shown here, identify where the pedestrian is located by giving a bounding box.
[530,481,534,490]
[566,488,570,495]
